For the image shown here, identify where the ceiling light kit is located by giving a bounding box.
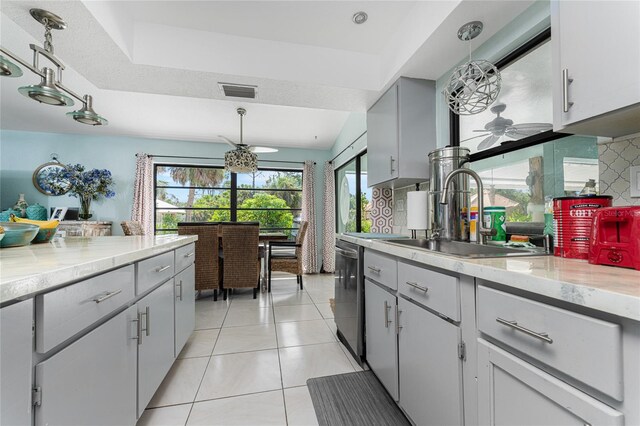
[352,11,368,25]
[224,108,259,173]
[0,9,108,126]
[443,21,501,115]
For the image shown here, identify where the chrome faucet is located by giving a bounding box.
[440,168,496,245]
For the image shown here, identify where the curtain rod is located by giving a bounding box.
[329,130,366,163]
[136,153,313,165]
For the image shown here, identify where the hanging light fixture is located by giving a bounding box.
[443,21,501,115]
[0,9,108,125]
[224,108,258,173]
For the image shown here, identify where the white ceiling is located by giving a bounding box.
[0,0,535,149]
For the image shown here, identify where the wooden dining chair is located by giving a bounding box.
[121,221,144,235]
[268,221,308,292]
[219,222,261,300]
[177,222,222,300]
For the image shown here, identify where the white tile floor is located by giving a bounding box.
[138,273,362,426]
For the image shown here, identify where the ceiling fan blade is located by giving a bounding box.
[477,134,500,150]
[217,135,239,149]
[505,123,552,138]
[462,133,491,142]
[249,146,279,153]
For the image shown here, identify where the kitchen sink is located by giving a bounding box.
[381,238,548,259]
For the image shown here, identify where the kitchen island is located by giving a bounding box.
[340,234,640,426]
[0,235,197,426]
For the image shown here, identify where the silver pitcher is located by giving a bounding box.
[428,147,470,241]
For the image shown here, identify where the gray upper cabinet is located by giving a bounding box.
[367,77,436,188]
[551,0,640,137]
[1,300,33,426]
[34,305,138,426]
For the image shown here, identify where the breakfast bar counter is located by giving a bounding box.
[0,235,197,306]
[339,234,640,321]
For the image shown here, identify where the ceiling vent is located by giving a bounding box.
[218,83,257,99]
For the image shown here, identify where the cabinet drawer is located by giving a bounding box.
[364,250,397,290]
[36,265,134,353]
[477,285,623,401]
[398,261,459,321]
[137,251,175,295]
[175,243,195,274]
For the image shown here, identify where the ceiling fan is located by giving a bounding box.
[467,103,552,150]
[218,108,278,154]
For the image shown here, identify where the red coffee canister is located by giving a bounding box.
[553,195,613,259]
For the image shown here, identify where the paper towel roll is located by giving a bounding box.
[407,191,428,230]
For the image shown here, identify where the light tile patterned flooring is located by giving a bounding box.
[137,273,362,426]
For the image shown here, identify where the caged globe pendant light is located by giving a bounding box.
[0,9,108,125]
[443,21,501,115]
[224,108,258,173]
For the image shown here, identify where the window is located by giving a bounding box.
[336,151,371,233]
[154,165,302,235]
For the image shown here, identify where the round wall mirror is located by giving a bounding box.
[32,162,71,196]
[339,175,351,225]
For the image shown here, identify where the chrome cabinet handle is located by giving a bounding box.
[496,317,553,344]
[562,69,574,113]
[156,265,171,273]
[395,306,402,334]
[367,265,381,274]
[406,281,428,293]
[184,252,195,258]
[93,289,122,303]
[145,306,151,336]
[176,280,183,301]
[390,156,395,174]
[132,314,142,345]
[384,300,392,328]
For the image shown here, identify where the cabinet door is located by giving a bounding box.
[1,300,33,426]
[398,297,463,426]
[365,280,398,401]
[34,305,138,426]
[175,264,195,357]
[138,280,175,417]
[553,0,640,128]
[477,339,624,426]
[367,83,399,186]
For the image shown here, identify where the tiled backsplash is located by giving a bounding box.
[599,133,640,206]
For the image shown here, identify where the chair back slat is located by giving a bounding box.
[178,223,220,292]
[221,223,260,289]
[295,221,309,258]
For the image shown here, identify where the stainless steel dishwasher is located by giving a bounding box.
[334,239,364,364]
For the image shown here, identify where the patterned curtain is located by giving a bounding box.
[301,160,318,273]
[322,161,336,272]
[131,153,154,235]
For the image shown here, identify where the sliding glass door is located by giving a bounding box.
[336,151,370,233]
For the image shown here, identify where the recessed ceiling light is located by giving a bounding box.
[352,11,368,25]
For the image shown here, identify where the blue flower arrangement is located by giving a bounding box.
[50,164,116,200]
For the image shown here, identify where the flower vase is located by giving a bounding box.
[13,194,29,218]
[79,194,93,220]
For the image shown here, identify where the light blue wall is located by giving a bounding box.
[329,112,367,169]
[0,130,330,264]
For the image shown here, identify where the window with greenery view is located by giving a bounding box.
[336,152,371,233]
[155,165,302,236]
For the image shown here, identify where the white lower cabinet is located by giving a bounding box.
[398,297,463,426]
[365,279,399,401]
[137,279,176,417]
[174,264,195,357]
[477,339,624,425]
[1,300,33,426]
[34,305,138,426]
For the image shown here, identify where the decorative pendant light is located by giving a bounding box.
[443,21,501,115]
[0,9,108,125]
[224,108,258,173]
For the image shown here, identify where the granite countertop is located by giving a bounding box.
[339,234,640,321]
[0,235,197,306]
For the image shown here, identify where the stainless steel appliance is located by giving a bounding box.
[428,146,471,240]
[334,239,364,363]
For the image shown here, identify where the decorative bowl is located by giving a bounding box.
[32,226,59,244]
[0,222,39,248]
